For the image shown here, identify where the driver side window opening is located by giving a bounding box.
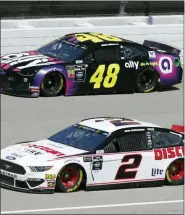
[117,132,148,152]
[104,132,149,153]
[94,46,119,63]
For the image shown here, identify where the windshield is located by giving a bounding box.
[37,39,86,63]
[48,124,109,151]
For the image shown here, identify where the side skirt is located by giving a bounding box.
[85,180,164,191]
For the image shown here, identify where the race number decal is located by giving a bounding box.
[75,33,122,43]
[115,154,142,180]
[90,63,120,89]
[159,57,173,74]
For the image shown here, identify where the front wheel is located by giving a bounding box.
[136,69,159,93]
[56,164,83,193]
[40,72,64,97]
[165,159,184,185]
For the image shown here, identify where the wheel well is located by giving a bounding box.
[165,158,184,174]
[41,71,66,95]
[59,163,87,183]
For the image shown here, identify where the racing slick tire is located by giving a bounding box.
[165,159,184,186]
[135,69,159,93]
[40,72,64,97]
[56,164,83,193]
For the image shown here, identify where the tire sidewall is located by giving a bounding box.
[40,72,64,97]
[136,69,159,93]
[56,165,83,193]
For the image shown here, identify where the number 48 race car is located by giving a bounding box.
[0,32,183,97]
[0,117,184,193]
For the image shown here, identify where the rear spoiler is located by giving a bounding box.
[143,40,181,56]
[171,124,184,134]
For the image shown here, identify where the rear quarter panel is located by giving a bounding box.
[149,52,182,85]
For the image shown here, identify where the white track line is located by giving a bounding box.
[1,200,184,214]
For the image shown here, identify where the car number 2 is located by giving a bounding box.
[89,63,120,89]
[115,154,142,180]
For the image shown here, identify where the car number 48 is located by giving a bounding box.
[90,63,120,89]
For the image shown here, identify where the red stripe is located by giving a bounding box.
[87,178,164,186]
[48,150,153,161]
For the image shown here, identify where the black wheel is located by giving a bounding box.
[40,72,64,97]
[165,159,184,185]
[136,69,158,93]
[56,164,83,193]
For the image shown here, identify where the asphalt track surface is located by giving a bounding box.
[1,83,184,214]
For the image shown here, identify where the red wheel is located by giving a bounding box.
[166,159,184,185]
[56,164,83,193]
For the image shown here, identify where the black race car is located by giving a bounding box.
[0,32,183,97]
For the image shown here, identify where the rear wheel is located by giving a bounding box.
[165,159,184,185]
[40,72,64,97]
[56,164,83,193]
[136,69,158,93]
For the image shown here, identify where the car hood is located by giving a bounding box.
[1,139,88,165]
[0,50,65,72]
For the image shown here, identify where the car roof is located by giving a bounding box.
[78,117,162,133]
[63,32,134,45]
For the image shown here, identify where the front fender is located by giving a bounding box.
[32,65,78,96]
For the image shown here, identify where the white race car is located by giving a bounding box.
[0,117,184,194]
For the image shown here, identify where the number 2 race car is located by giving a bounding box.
[0,117,184,193]
[0,32,183,97]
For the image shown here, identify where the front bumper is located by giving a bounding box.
[0,70,39,98]
[0,159,56,193]
[0,178,54,194]
[0,172,55,194]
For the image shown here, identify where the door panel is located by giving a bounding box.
[87,150,164,186]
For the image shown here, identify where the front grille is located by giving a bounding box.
[0,159,26,175]
[0,70,31,90]
[0,174,14,186]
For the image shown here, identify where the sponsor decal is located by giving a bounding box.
[73,65,86,82]
[0,170,17,178]
[140,62,158,67]
[124,128,145,132]
[174,58,180,67]
[125,61,139,70]
[75,60,83,64]
[101,43,119,47]
[151,168,164,176]
[96,150,104,154]
[24,148,43,156]
[30,86,40,92]
[31,92,39,97]
[6,156,16,160]
[45,174,56,180]
[159,57,173,74]
[148,51,156,58]
[64,158,80,164]
[66,65,75,78]
[27,144,65,157]
[154,146,184,160]
[92,156,103,170]
[83,156,92,162]
[11,153,25,158]
[47,181,55,187]
[1,52,63,70]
